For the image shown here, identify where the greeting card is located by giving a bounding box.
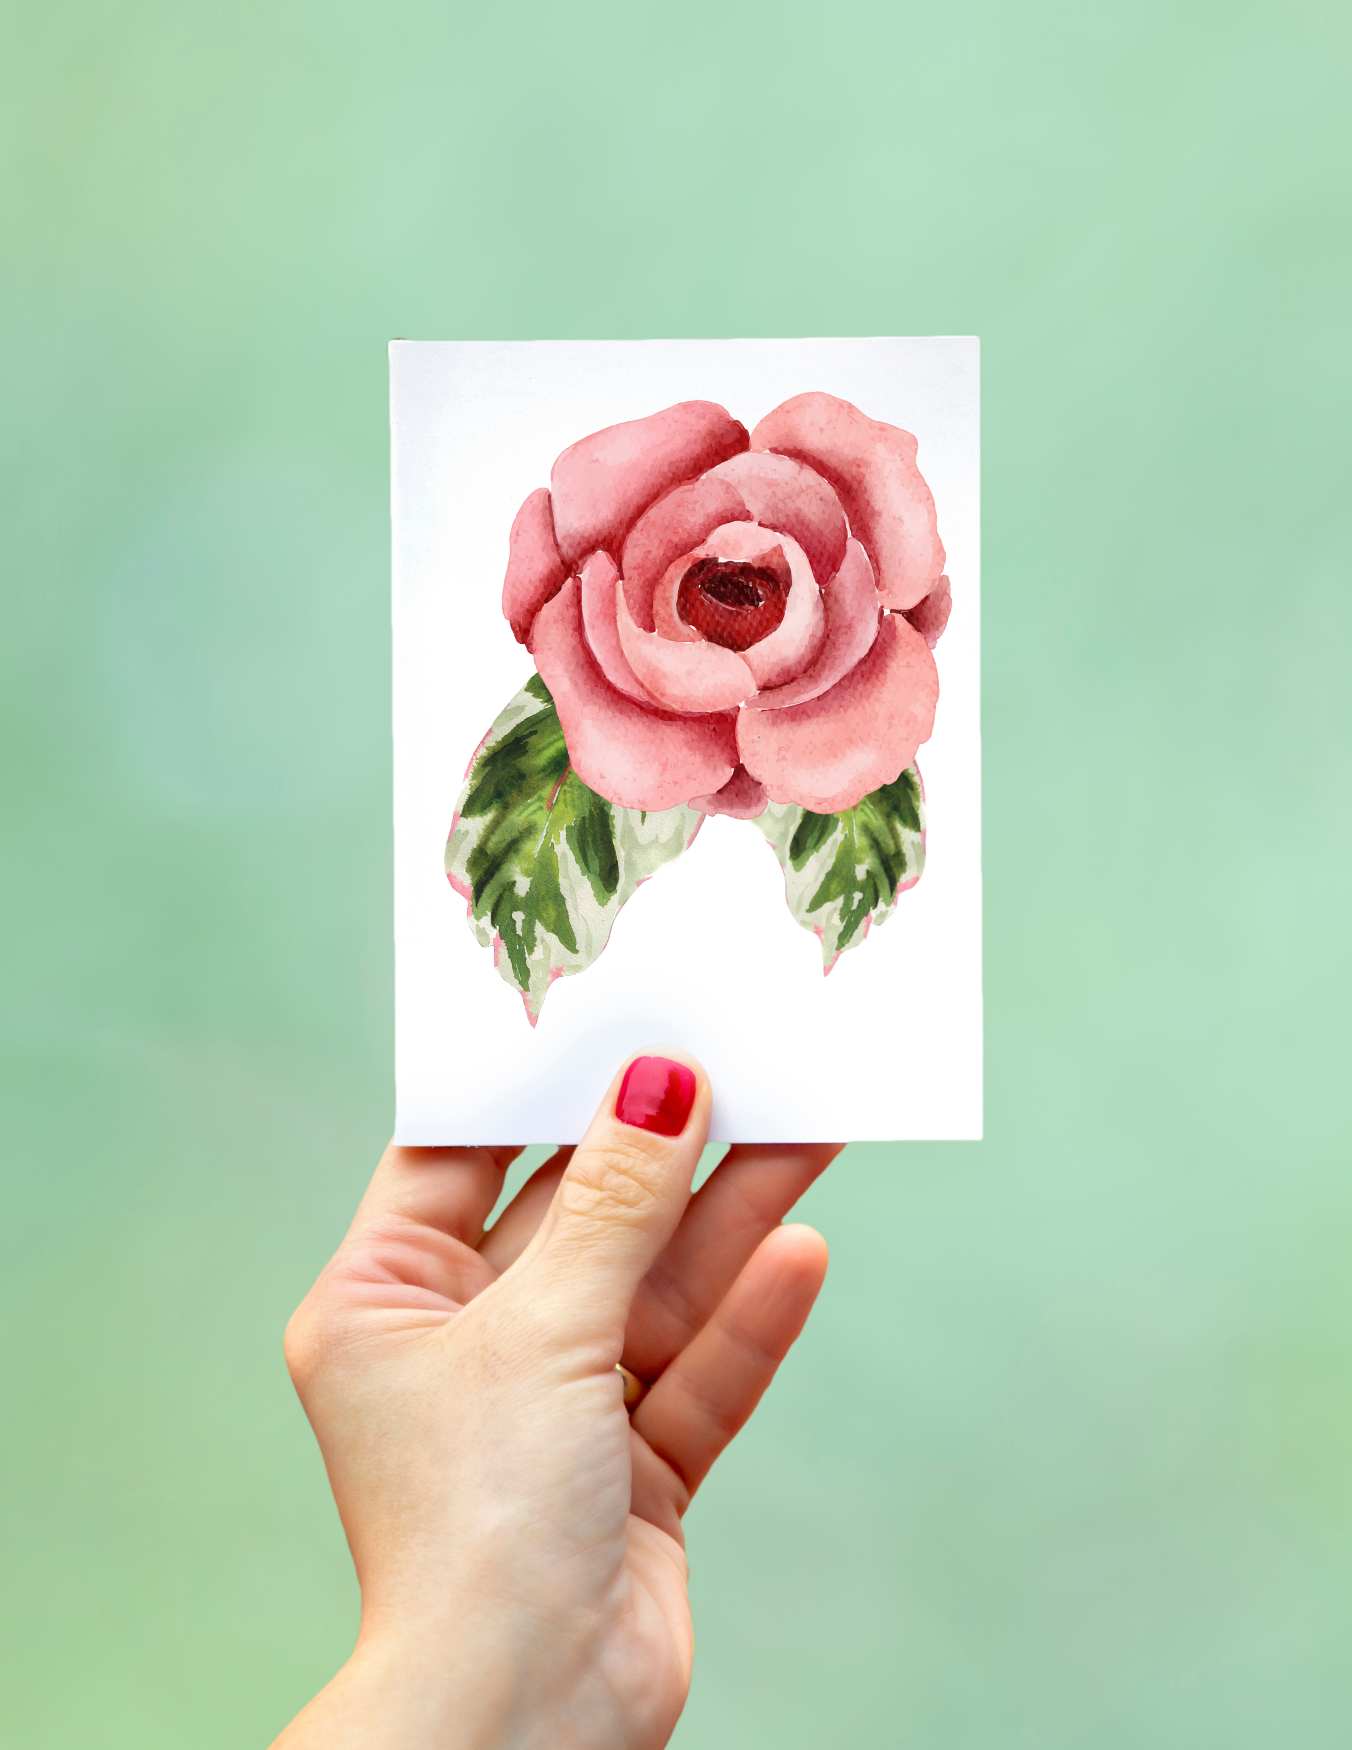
[391,338,981,1141]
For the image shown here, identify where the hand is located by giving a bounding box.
[273,1054,839,1750]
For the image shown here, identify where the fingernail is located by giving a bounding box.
[615,1056,697,1137]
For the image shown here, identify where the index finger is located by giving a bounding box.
[350,1142,523,1246]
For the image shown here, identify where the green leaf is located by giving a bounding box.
[754,770,926,969]
[446,678,701,1020]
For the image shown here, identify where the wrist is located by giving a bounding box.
[341,1623,518,1750]
[344,1598,589,1750]
[271,1627,512,1750]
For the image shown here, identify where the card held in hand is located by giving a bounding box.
[391,338,981,1143]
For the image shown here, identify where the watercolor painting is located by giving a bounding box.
[445,392,949,1022]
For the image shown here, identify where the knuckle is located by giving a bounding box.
[281,1307,315,1386]
[643,1256,705,1339]
[558,1138,669,1225]
[282,1295,337,1389]
[677,1367,744,1443]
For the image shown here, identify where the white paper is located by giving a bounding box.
[391,338,981,1143]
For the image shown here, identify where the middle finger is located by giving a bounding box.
[622,1141,841,1381]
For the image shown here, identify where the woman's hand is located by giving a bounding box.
[273,1055,838,1750]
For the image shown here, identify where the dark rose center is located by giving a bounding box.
[677,556,789,651]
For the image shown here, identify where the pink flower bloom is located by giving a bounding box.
[503,394,947,816]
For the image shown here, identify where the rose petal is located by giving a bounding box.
[532,579,737,810]
[620,476,748,628]
[746,538,881,711]
[706,451,847,583]
[502,488,568,646]
[752,393,944,611]
[578,550,662,706]
[737,613,938,812]
[691,766,768,819]
[651,562,703,642]
[616,581,757,713]
[550,401,748,567]
[905,575,951,647]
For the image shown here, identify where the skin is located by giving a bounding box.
[273,1053,839,1749]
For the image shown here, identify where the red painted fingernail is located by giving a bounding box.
[615,1057,697,1137]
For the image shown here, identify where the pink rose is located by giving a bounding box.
[502,393,948,818]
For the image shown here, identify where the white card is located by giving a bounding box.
[391,338,981,1143]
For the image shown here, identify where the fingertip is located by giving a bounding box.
[622,1046,709,1101]
[612,1049,710,1140]
[774,1221,830,1282]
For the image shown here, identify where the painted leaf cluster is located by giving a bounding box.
[446,676,700,1020]
[755,770,926,969]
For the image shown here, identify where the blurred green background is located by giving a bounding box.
[5,1,1350,1743]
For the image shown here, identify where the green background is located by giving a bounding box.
[6,2,1350,1743]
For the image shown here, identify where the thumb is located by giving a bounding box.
[509,1053,709,1348]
